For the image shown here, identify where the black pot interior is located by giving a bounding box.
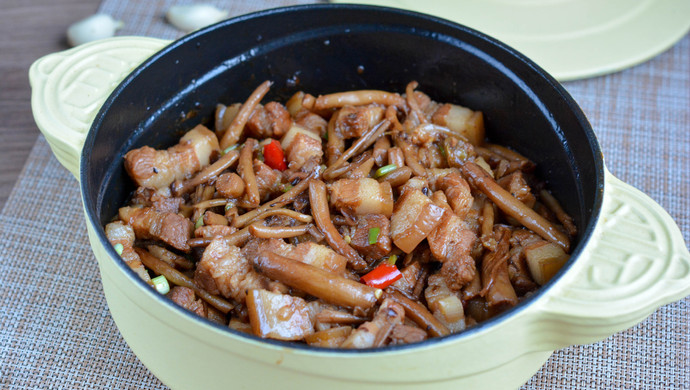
[83,4,604,347]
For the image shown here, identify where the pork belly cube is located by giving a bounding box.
[246,289,314,341]
[168,286,207,318]
[329,178,394,217]
[497,171,536,208]
[253,159,283,201]
[390,189,445,253]
[335,105,384,139]
[172,124,219,167]
[431,215,478,291]
[440,254,477,291]
[246,102,292,139]
[195,237,270,302]
[286,132,323,170]
[261,237,295,256]
[118,206,193,252]
[398,176,429,197]
[289,242,348,275]
[431,103,485,146]
[350,214,392,261]
[524,241,570,285]
[152,196,183,214]
[294,110,328,138]
[105,221,151,284]
[281,124,321,149]
[105,220,135,252]
[425,274,465,332]
[194,225,236,239]
[124,124,219,190]
[280,124,323,170]
[429,169,473,218]
[428,214,477,263]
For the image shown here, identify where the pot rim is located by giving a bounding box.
[80,3,605,354]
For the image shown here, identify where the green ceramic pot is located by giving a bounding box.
[29,5,690,389]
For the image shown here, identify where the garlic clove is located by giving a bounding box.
[67,14,124,47]
[166,4,229,32]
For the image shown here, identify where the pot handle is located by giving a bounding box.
[537,169,690,347]
[29,36,170,180]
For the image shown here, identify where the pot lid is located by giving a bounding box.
[333,0,690,81]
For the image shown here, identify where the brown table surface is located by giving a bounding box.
[0,0,100,210]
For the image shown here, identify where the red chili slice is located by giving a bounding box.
[263,139,287,171]
[360,263,402,289]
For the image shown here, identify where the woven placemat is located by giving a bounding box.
[1,1,688,389]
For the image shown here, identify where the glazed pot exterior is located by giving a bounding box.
[29,5,690,389]
[91,219,553,389]
[82,170,687,390]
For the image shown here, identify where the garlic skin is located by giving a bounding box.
[67,14,124,47]
[166,4,229,32]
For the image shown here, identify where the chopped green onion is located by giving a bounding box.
[438,144,447,158]
[387,254,398,265]
[113,243,124,256]
[368,227,380,245]
[374,164,397,178]
[222,143,241,155]
[152,275,170,295]
[195,215,204,229]
[225,202,234,211]
[281,183,293,193]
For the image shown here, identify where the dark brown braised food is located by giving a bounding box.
[106,80,576,348]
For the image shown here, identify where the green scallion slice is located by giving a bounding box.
[222,143,241,155]
[281,183,293,193]
[387,254,398,265]
[368,227,380,245]
[438,144,447,158]
[113,243,124,256]
[195,215,204,229]
[374,164,397,178]
[152,275,170,295]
